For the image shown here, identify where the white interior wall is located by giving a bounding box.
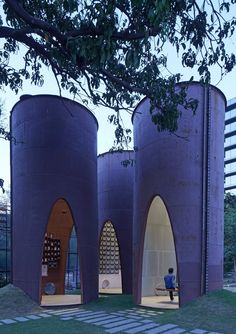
[142,196,177,297]
[99,271,122,289]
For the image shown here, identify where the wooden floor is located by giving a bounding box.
[41,294,82,307]
[141,295,179,309]
[99,288,122,294]
[41,292,179,309]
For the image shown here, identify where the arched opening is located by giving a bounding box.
[99,221,122,294]
[141,196,179,309]
[40,198,81,306]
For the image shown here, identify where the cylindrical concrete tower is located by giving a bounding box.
[98,151,134,294]
[11,95,98,304]
[132,82,226,306]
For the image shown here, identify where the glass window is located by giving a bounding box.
[225,111,231,120]
[225,122,236,134]
[225,162,236,174]
[225,148,236,160]
[65,227,80,290]
[230,109,236,119]
[225,176,231,187]
[225,135,236,147]
[225,175,236,187]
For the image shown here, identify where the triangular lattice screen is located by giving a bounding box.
[99,221,120,274]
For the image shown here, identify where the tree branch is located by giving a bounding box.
[5,0,66,45]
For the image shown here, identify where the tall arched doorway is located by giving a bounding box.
[141,196,179,308]
[41,198,81,306]
[99,221,122,293]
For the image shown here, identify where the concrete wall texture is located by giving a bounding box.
[11,82,225,306]
[132,82,225,305]
[98,151,134,294]
[11,95,98,304]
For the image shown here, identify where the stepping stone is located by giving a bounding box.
[14,317,30,322]
[208,332,223,334]
[127,316,144,320]
[146,311,157,314]
[61,317,74,321]
[144,324,177,334]
[74,312,106,321]
[103,319,136,329]
[60,312,93,318]
[141,320,155,324]
[55,308,84,315]
[163,328,186,333]
[60,310,90,317]
[125,323,160,333]
[1,319,17,324]
[83,315,115,324]
[47,308,78,314]
[37,313,52,318]
[115,311,126,314]
[190,330,207,334]
[61,310,92,318]
[26,315,41,320]
[106,321,143,333]
[92,316,124,325]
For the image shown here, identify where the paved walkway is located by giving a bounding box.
[0,307,223,333]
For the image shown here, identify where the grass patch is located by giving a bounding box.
[0,284,42,318]
[0,286,235,333]
[151,289,236,333]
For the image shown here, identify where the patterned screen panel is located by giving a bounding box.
[99,221,120,274]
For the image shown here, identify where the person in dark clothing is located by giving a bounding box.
[164,267,176,301]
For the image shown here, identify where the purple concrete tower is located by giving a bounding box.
[98,151,134,294]
[11,95,98,304]
[132,83,226,306]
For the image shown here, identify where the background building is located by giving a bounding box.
[225,97,236,194]
[0,206,11,287]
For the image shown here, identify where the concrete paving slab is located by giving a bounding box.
[26,315,41,320]
[74,312,107,321]
[37,313,52,318]
[1,319,17,324]
[125,323,160,333]
[190,330,207,334]
[164,328,186,333]
[60,310,91,317]
[106,321,143,333]
[92,316,123,326]
[126,316,144,320]
[103,319,135,328]
[46,308,81,315]
[83,315,116,324]
[144,323,177,334]
[14,316,30,322]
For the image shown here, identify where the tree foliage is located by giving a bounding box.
[0,1,236,146]
[224,192,236,273]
